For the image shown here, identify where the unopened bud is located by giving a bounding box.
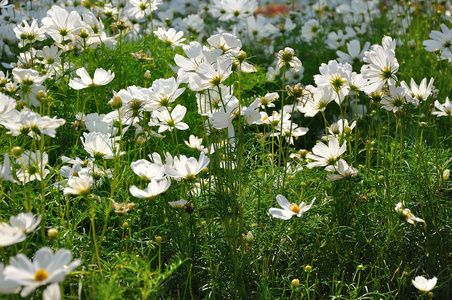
[443,169,450,180]
[291,278,300,288]
[47,228,59,239]
[122,222,129,229]
[155,236,163,243]
[11,146,22,158]
[110,94,122,109]
[236,50,247,62]
[427,292,434,299]
[143,70,152,80]
[245,231,254,243]
[378,175,385,182]
[304,265,312,272]
[36,90,48,104]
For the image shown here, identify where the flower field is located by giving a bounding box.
[0,0,451,298]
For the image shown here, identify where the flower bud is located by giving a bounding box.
[143,70,152,80]
[122,222,129,229]
[291,279,300,288]
[427,292,434,299]
[304,265,312,272]
[443,169,450,180]
[378,175,385,182]
[245,231,254,243]
[47,228,59,239]
[155,236,163,243]
[11,146,22,158]
[236,50,247,62]
[110,94,122,109]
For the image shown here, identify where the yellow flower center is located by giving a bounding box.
[34,269,49,281]
[290,203,300,214]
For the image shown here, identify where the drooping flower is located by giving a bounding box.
[3,247,81,297]
[269,194,315,220]
[395,202,426,226]
[275,47,302,73]
[412,276,437,294]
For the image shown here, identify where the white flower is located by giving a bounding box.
[165,152,210,181]
[0,263,21,294]
[154,27,186,49]
[0,154,19,184]
[395,202,426,226]
[276,47,302,73]
[432,97,452,117]
[150,104,189,133]
[325,159,358,181]
[168,199,188,209]
[412,276,437,294]
[9,213,41,235]
[81,132,124,160]
[306,138,347,169]
[43,283,61,300]
[129,179,171,199]
[69,67,114,90]
[63,176,94,196]
[16,151,50,184]
[184,135,207,153]
[3,247,81,297]
[0,224,26,247]
[269,195,315,220]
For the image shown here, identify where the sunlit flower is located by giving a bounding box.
[0,224,26,247]
[130,159,165,181]
[165,152,210,181]
[154,27,186,49]
[325,159,358,181]
[112,200,135,215]
[400,78,435,104]
[185,135,207,152]
[69,67,115,90]
[9,213,41,235]
[129,179,171,199]
[81,132,124,160]
[432,97,452,117]
[150,104,189,133]
[306,138,346,169]
[3,247,81,297]
[276,47,302,73]
[63,176,93,196]
[13,19,47,48]
[336,39,370,64]
[412,276,437,294]
[0,154,19,184]
[16,151,50,184]
[0,263,21,294]
[269,194,315,220]
[423,23,452,59]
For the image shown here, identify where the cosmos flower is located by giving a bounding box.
[325,159,358,181]
[395,202,426,226]
[3,247,81,297]
[269,194,315,220]
[69,67,115,90]
[432,97,452,117]
[63,176,93,196]
[154,27,186,49]
[412,276,437,294]
[129,179,171,199]
[275,47,302,73]
[306,138,347,169]
[165,152,210,181]
[423,23,452,59]
[336,39,371,64]
[0,154,19,184]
